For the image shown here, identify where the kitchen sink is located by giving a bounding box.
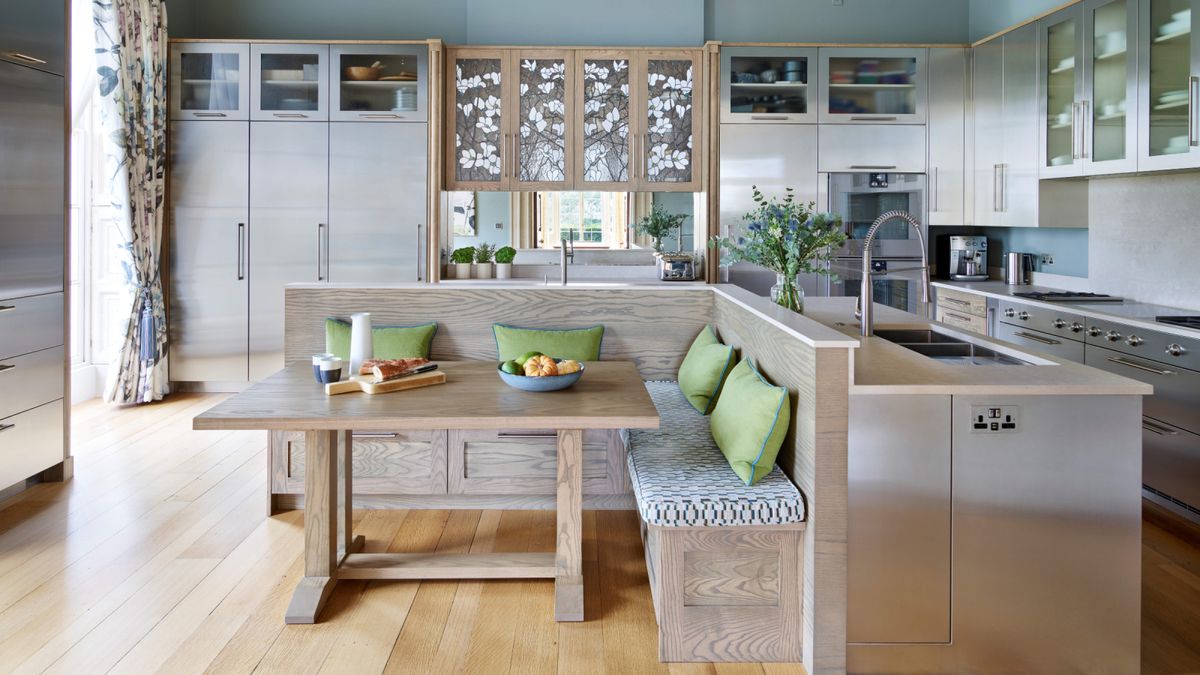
[873,329,1033,366]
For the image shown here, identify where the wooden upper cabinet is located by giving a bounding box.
[446,48,507,189]
[447,47,703,191]
[638,50,702,191]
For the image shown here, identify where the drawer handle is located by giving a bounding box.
[942,296,973,308]
[192,112,228,118]
[849,164,897,170]
[272,113,309,119]
[0,364,14,373]
[1107,356,1175,377]
[6,52,47,65]
[749,115,789,121]
[1014,331,1060,345]
[0,305,14,313]
[360,113,405,119]
[353,432,400,439]
[1142,419,1179,436]
[849,116,898,121]
[496,432,557,439]
[0,423,13,433]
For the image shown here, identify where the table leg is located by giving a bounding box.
[285,429,340,624]
[337,430,364,560]
[555,428,584,621]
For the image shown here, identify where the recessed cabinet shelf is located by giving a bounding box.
[1154,29,1192,42]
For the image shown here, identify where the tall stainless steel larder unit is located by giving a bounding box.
[168,121,250,383]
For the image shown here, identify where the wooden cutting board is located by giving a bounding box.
[324,370,446,396]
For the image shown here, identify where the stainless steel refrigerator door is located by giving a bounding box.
[168,121,250,382]
[329,122,426,283]
[248,122,328,381]
[718,124,819,295]
[0,62,64,299]
[0,0,65,75]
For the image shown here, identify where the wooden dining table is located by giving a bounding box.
[194,360,659,624]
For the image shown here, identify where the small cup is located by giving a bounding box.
[312,353,334,382]
[317,357,343,384]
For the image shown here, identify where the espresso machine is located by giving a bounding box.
[938,235,989,281]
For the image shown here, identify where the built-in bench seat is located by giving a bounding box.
[628,381,807,663]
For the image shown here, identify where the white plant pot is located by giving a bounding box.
[454,262,472,279]
[476,262,494,279]
[496,262,512,279]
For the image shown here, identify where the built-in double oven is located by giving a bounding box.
[819,172,928,313]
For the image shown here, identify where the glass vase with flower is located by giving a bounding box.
[711,186,845,313]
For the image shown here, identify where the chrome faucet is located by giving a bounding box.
[560,231,575,286]
[856,210,931,337]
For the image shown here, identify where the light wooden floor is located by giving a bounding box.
[0,394,1196,674]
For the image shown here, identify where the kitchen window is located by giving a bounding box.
[535,191,630,248]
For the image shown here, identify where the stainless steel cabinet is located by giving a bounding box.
[330,44,427,123]
[0,62,64,299]
[1039,4,1087,177]
[329,123,427,283]
[718,124,820,296]
[720,46,817,124]
[1137,0,1200,170]
[816,124,926,173]
[1142,418,1200,512]
[0,0,64,75]
[973,24,1041,227]
[168,121,250,383]
[170,43,250,121]
[818,48,928,124]
[927,48,967,225]
[248,122,329,381]
[251,44,329,121]
[0,400,64,490]
[996,321,1086,361]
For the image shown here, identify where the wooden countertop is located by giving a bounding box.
[798,298,1154,396]
[194,361,660,431]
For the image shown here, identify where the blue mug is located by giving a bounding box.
[312,353,334,382]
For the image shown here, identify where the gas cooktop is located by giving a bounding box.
[1156,316,1200,329]
[1011,291,1124,303]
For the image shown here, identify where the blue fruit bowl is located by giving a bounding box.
[497,361,586,392]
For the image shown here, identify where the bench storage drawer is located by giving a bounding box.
[271,429,447,495]
[448,429,626,496]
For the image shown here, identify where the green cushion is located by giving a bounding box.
[325,319,437,360]
[493,323,604,362]
[677,326,735,415]
[710,359,790,486]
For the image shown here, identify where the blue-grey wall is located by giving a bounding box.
[931,225,1089,278]
[165,0,970,44]
[968,0,1062,41]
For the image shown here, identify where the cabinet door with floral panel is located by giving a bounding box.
[640,51,701,191]
[446,49,506,189]
[512,50,573,188]
[575,51,636,189]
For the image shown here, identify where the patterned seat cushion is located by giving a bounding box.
[627,381,806,528]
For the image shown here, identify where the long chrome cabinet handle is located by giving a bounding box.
[1142,419,1179,436]
[416,223,423,282]
[359,113,404,119]
[1191,76,1199,147]
[942,296,973,308]
[0,305,14,313]
[496,431,557,439]
[1000,163,1008,212]
[192,112,228,118]
[849,116,898,121]
[1107,356,1175,376]
[1079,100,1089,159]
[849,164,897,170]
[317,223,326,281]
[354,432,400,439]
[0,364,15,373]
[6,52,46,65]
[750,114,788,121]
[0,423,13,433]
[931,166,939,212]
[1072,101,1081,160]
[237,223,246,280]
[272,113,308,119]
[1014,331,1060,345]
[993,164,1000,212]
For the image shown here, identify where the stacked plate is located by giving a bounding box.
[393,87,418,111]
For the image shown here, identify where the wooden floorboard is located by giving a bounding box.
[0,394,1194,673]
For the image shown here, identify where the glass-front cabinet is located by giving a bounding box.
[1138,0,1200,170]
[1085,0,1139,173]
[576,50,634,190]
[170,43,249,120]
[639,51,701,191]
[251,44,328,121]
[818,48,927,124]
[720,46,817,123]
[446,49,506,189]
[1039,5,1086,177]
[512,49,573,189]
[330,44,427,122]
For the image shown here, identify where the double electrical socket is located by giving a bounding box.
[970,405,1019,433]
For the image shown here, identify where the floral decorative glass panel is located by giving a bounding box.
[645,59,694,183]
[518,58,567,183]
[582,59,631,183]
[454,58,503,182]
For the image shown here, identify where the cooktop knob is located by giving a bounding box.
[1070,322,1084,333]
[1052,318,1067,329]
[1105,330,1122,342]
[1125,335,1143,347]
[1166,343,1187,357]
[1004,308,1016,318]
[1018,311,1030,321]
[1088,326,1103,337]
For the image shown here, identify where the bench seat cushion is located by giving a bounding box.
[627,381,805,528]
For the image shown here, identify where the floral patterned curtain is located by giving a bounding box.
[93,0,170,404]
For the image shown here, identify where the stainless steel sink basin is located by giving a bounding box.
[873,329,1032,366]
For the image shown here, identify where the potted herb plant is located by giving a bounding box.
[475,243,496,279]
[711,186,845,313]
[495,246,516,279]
[635,203,687,254]
[450,247,474,279]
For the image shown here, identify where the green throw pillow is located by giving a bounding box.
[710,359,790,486]
[325,319,437,360]
[493,323,604,362]
[677,326,735,415]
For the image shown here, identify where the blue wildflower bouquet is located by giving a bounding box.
[711,186,845,312]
